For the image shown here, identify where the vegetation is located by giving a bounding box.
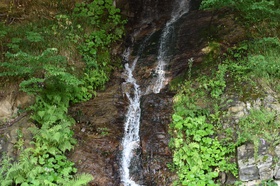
[169,82,237,186]
[237,108,280,159]
[169,0,280,185]
[0,0,126,185]
[200,0,280,22]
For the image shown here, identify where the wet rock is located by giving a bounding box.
[128,147,144,185]
[140,92,175,185]
[68,75,126,186]
[190,0,202,10]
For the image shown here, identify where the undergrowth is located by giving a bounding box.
[169,1,280,185]
[0,0,126,185]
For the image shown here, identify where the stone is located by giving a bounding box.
[238,144,259,181]
[238,144,255,160]
[264,95,275,104]
[275,145,280,157]
[242,180,262,186]
[257,155,273,180]
[238,164,259,181]
[0,91,30,121]
[270,103,280,114]
[234,111,245,118]
[274,145,280,179]
[274,163,280,179]
[238,141,276,181]
[253,98,262,110]
[228,105,245,113]
[0,99,13,118]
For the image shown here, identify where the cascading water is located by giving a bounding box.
[120,48,142,186]
[153,0,190,93]
[120,33,153,185]
[120,0,190,185]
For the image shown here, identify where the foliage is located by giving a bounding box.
[170,0,280,185]
[169,82,237,186]
[97,127,110,136]
[73,0,126,71]
[246,37,280,79]
[237,108,280,157]
[0,48,90,103]
[169,35,280,186]
[0,49,93,184]
[200,0,233,10]
[200,64,227,99]
[0,151,92,185]
[200,0,280,22]
[260,179,278,186]
[0,0,126,185]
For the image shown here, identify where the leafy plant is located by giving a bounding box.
[200,0,233,10]
[0,48,90,103]
[237,108,280,158]
[246,37,280,79]
[0,48,93,185]
[200,0,280,22]
[169,83,237,185]
[0,0,127,185]
[73,0,126,74]
[200,64,227,99]
[0,150,93,185]
[25,31,44,43]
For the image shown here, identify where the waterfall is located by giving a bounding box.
[153,0,190,93]
[120,0,190,185]
[120,48,142,186]
[120,34,153,185]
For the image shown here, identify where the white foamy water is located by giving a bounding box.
[120,47,142,186]
[120,1,190,185]
[153,0,190,93]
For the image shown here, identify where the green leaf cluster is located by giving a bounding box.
[0,152,92,186]
[170,1,280,184]
[199,64,227,99]
[0,49,93,184]
[237,108,280,158]
[200,0,280,22]
[0,48,90,103]
[246,37,280,79]
[73,0,126,71]
[0,1,126,184]
[169,88,236,185]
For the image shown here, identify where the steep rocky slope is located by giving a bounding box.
[1,0,280,185]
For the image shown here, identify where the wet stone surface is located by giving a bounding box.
[140,91,175,185]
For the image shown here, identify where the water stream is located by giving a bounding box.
[120,33,153,185]
[120,0,190,185]
[153,0,190,93]
[120,48,142,186]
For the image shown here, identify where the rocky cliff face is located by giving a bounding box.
[68,3,245,186]
[2,0,279,185]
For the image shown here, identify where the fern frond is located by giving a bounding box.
[64,173,93,186]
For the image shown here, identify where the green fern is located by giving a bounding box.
[64,173,94,186]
